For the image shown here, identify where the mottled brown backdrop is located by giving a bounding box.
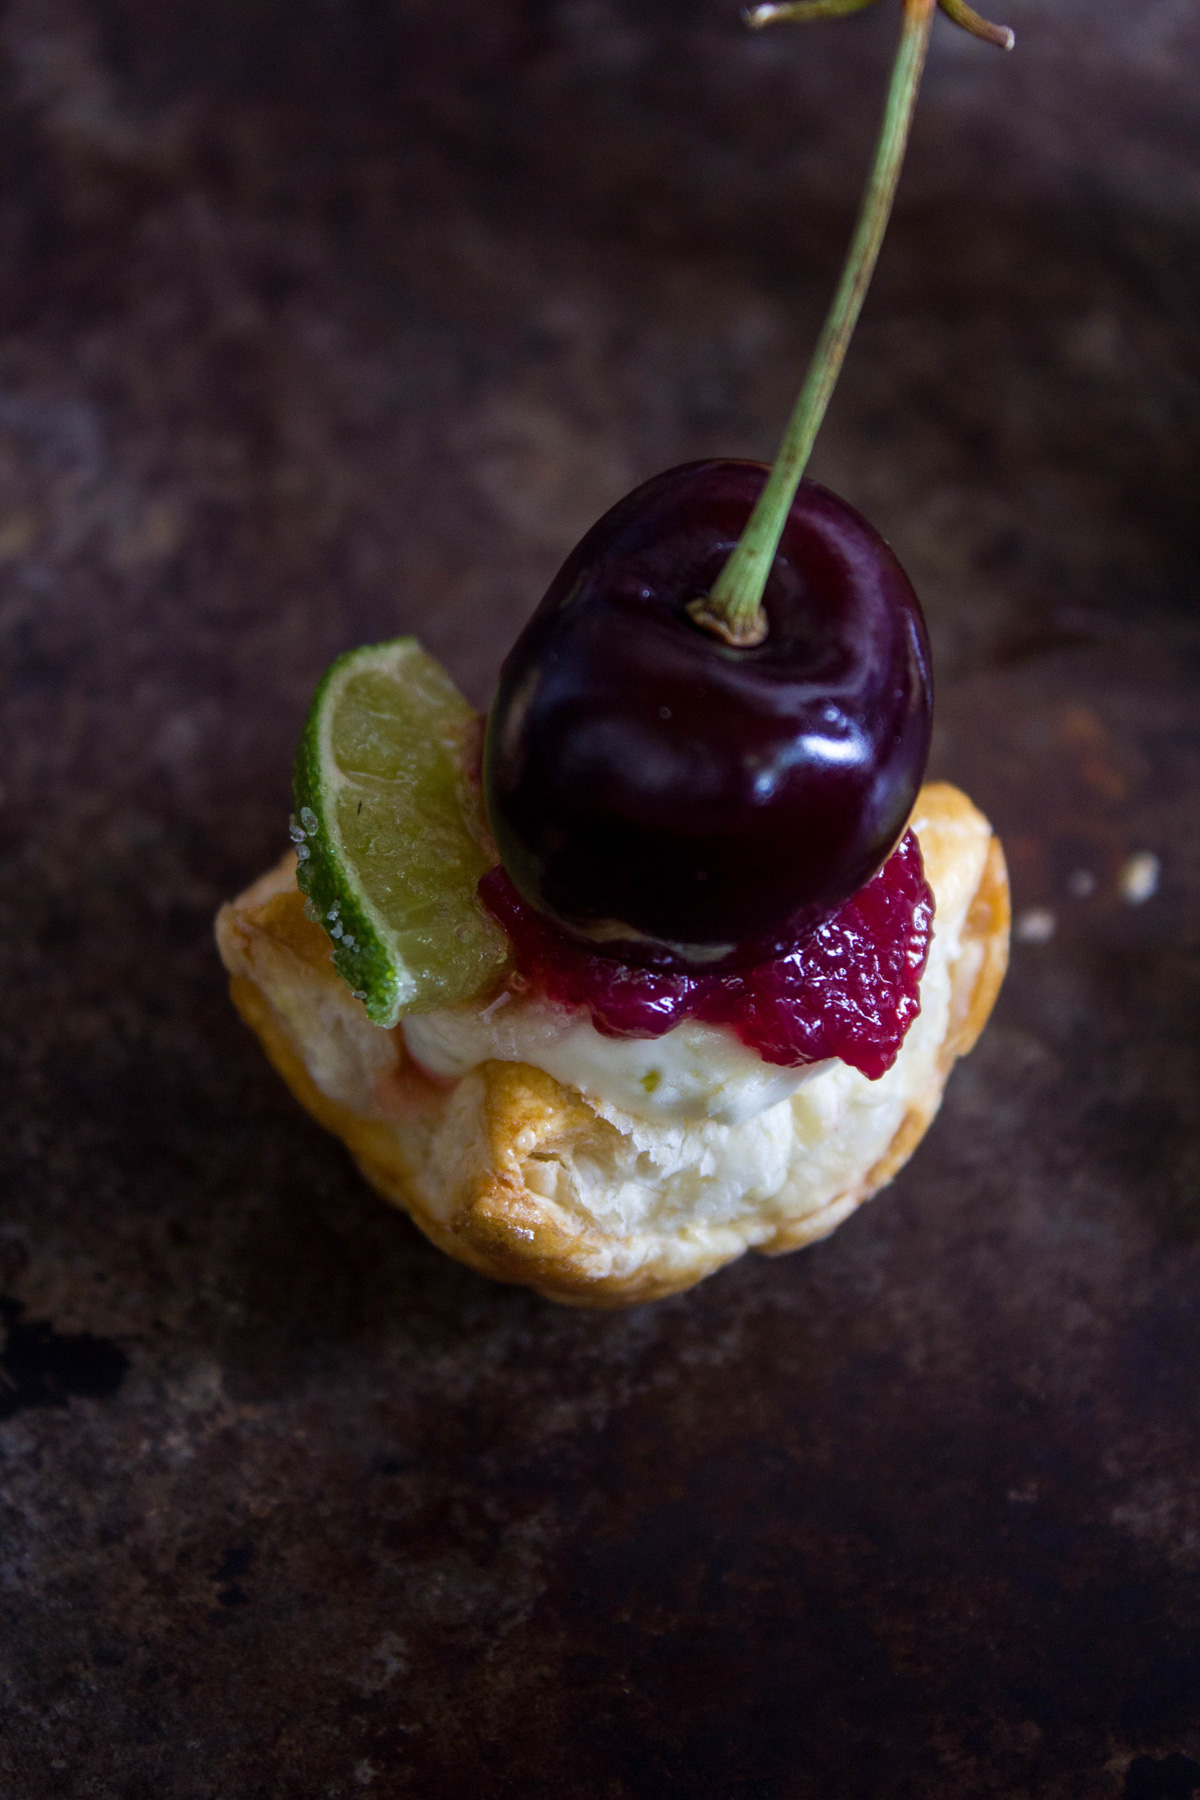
[1,1,1198,1795]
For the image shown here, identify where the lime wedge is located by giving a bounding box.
[292,638,510,1026]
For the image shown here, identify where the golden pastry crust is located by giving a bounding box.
[216,781,1009,1307]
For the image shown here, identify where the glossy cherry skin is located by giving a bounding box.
[484,459,932,970]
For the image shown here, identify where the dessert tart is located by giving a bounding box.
[216,0,1014,1305]
[217,776,1007,1306]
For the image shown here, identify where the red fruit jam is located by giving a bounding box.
[479,831,934,1081]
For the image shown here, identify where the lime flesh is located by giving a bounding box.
[292,638,509,1026]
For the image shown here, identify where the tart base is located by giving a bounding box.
[216,782,1009,1307]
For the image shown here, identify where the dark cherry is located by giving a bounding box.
[484,459,932,970]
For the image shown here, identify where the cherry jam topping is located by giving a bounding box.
[479,830,934,1081]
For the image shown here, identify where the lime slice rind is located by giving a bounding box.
[292,638,510,1027]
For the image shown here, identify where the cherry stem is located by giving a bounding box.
[690,0,939,649]
[745,0,876,23]
[937,0,1014,52]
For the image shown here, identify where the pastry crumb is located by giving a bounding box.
[1015,907,1056,944]
[1119,852,1159,905]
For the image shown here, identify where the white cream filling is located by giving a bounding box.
[403,999,831,1126]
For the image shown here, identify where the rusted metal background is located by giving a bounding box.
[1,3,1198,1794]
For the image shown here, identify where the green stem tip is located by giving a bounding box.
[692,0,1012,649]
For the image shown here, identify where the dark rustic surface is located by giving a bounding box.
[2,3,1199,1795]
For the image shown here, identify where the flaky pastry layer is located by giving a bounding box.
[215,781,1008,1307]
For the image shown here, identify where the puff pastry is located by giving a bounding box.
[215,780,1008,1307]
